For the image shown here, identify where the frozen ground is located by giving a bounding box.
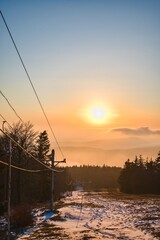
[17,191,160,240]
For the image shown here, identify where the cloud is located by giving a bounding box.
[111,127,160,136]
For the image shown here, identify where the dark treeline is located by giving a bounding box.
[66,165,121,190]
[0,121,121,212]
[0,121,69,210]
[0,121,120,210]
[118,153,160,194]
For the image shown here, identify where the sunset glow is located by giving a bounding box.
[1,1,160,166]
[85,105,110,125]
[91,107,106,124]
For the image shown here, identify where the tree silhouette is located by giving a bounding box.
[118,153,160,194]
[0,122,70,205]
[36,130,50,163]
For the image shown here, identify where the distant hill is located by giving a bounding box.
[61,145,160,167]
[85,137,159,150]
[61,137,160,150]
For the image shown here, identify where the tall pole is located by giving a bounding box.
[7,138,12,240]
[2,121,7,204]
[2,121,11,239]
[51,149,55,211]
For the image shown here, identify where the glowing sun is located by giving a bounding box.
[85,105,111,125]
[90,107,107,124]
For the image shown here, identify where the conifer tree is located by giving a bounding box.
[36,130,50,162]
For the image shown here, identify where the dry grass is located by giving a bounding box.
[21,223,69,240]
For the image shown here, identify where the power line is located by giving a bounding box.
[0,114,31,165]
[0,129,61,172]
[0,114,12,129]
[0,114,34,167]
[0,10,65,159]
[0,113,6,122]
[0,115,64,172]
[0,160,42,173]
[0,90,24,123]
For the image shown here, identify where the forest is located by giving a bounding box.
[67,165,121,190]
[118,153,160,194]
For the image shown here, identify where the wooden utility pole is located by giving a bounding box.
[50,149,66,211]
[7,139,12,240]
[2,121,11,239]
[51,149,55,211]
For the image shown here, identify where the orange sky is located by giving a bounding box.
[1,1,160,166]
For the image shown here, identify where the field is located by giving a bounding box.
[17,191,160,240]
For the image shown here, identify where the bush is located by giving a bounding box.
[11,204,33,229]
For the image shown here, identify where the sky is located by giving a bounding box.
[1,0,160,165]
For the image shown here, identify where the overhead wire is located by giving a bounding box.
[0,129,62,172]
[0,115,29,166]
[0,160,42,173]
[0,114,32,167]
[0,113,6,122]
[0,114,64,172]
[0,114,12,129]
[0,90,24,123]
[0,10,65,159]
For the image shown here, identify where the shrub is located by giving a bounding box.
[11,204,33,229]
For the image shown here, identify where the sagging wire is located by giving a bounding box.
[0,160,42,173]
[0,90,24,123]
[0,10,65,160]
[0,129,62,173]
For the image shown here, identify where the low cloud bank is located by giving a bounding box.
[111,127,160,136]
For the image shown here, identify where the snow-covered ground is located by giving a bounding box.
[18,191,160,239]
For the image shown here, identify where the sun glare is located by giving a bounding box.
[79,101,118,125]
[84,104,111,125]
[90,107,107,124]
